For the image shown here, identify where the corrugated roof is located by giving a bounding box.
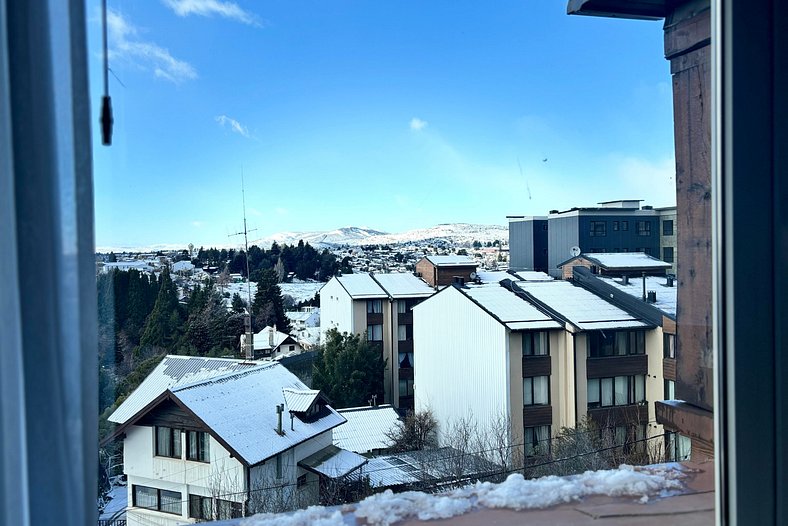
[336,274,387,298]
[172,363,346,465]
[372,273,434,298]
[516,280,648,331]
[299,445,367,478]
[283,388,320,413]
[363,456,421,488]
[334,405,399,454]
[108,356,262,424]
[424,255,477,267]
[464,285,562,331]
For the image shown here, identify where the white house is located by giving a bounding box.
[103,356,365,526]
[239,326,302,360]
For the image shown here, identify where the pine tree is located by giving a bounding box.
[140,268,182,350]
[231,293,246,313]
[252,269,291,332]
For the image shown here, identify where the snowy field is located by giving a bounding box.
[240,463,686,526]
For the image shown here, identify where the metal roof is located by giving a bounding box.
[336,274,387,298]
[464,285,562,331]
[598,275,678,317]
[283,388,321,413]
[516,280,648,331]
[333,405,400,454]
[574,253,672,270]
[298,445,367,479]
[372,273,434,299]
[108,356,263,424]
[172,363,346,465]
[424,255,477,267]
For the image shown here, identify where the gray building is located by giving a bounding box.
[507,216,548,272]
[656,206,677,275]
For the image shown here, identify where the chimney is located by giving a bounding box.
[621,275,629,285]
[269,325,275,348]
[276,404,284,435]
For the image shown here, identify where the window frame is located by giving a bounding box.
[133,485,182,516]
[522,331,550,356]
[154,426,182,459]
[185,430,210,463]
[662,219,674,236]
[587,374,646,409]
[523,375,550,406]
[636,220,651,236]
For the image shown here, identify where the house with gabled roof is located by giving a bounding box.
[102,356,365,525]
[239,325,302,360]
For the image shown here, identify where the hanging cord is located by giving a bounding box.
[100,0,114,145]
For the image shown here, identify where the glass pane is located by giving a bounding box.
[135,486,158,510]
[537,332,548,355]
[601,378,613,406]
[156,427,170,457]
[160,489,182,515]
[397,301,406,314]
[614,376,628,405]
[397,324,406,341]
[173,429,181,458]
[615,332,628,355]
[534,376,549,405]
[522,334,533,356]
[635,375,646,402]
[588,378,600,405]
[523,378,533,405]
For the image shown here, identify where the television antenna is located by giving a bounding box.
[229,169,258,359]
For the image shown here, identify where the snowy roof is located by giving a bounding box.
[563,253,671,271]
[515,280,648,331]
[599,275,678,317]
[244,326,292,351]
[283,388,321,413]
[372,273,435,298]
[171,363,346,465]
[423,255,477,267]
[298,445,367,479]
[510,270,554,282]
[171,260,195,272]
[463,285,562,331]
[363,448,500,489]
[108,356,263,424]
[336,274,387,299]
[476,271,513,283]
[363,456,421,488]
[285,310,315,323]
[334,405,400,454]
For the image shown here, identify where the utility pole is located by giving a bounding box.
[229,170,257,360]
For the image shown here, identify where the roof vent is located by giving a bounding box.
[647,290,657,303]
[666,276,674,287]
[621,275,629,285]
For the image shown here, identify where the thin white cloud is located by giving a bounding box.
[410,117,428,131]
[215,115,250,138]
[162,0,261,26]
[107,9,197,83]
[191,221,204,227]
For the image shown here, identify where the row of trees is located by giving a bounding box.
[196,240,350,282]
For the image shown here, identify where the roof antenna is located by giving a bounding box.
[100,0,113,145]
[230,169,258,359]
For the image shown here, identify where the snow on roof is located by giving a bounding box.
[476,271,513,283]
[516,280,648,331]
[424,255,477,267]
[510,270,554,282]
[573,252,672,270]
[245,326,291,351]
[373,273,434,298]
[171,260,194,272]
[598,275,678,317]
[336,274,387,298]
[285,310,314,323]
[109,356,263,424]
[363,456,422,488]
[334,405,400,454]
[172,363,346,465]
[298,445,367,479]
[283,388,320,413]
[463,285,562,331]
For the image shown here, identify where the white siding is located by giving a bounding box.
[319,278,354,340]
[414,286,510,441]
[646,327,665,442]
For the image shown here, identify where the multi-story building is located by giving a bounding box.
[413,275,667,460]
[656,206,678,275]
[102,356,363,525]
[319,272,434,409]
[508,200,677,277]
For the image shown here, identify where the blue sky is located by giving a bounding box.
[88,0,675,250]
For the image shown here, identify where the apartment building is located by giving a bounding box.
[508,200,675,277]
[656,206,678,275]
[319,272,434,409]
[413,276,667,460]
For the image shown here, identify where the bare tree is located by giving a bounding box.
[385,409,439,452]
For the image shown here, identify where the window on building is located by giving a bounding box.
[665,431,692,462]
[275,454,283,479]
[590,220,607,237]
[523,376,550,406]
[522,331,549,356]
[186,431,210,462]
[189,494,212,520]
[154,426,181,458]
[366,324,383,341]
[397,324,412,341]
[587,375,646,408]
[588,330,645,357]
[636,221,651,236]
[217,499,244,520]
[366,299,382,314]
[663,246,674,263]
[663,333,676,358]
[613,221,619,231]
[399,379,414,397]
[663,219,674,236]
[133,485,182,515]
[621,221,629,231]
[397,301,407,314]
[524,425,550,457]
[398,351,413,369]
[665,379,675,400]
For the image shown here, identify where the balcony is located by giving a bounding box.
[586,354,648,378]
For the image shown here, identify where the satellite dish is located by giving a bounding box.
[570,246,581,257]
[469,271,478,280]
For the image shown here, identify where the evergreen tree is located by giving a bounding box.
[231,292,247,313]
[252,269,291,332]
[140,268,182,350]
[312,329,386,408]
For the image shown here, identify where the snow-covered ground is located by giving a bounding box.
[240,464,686,526]
[99,484,127,521]
[221,280,322,308]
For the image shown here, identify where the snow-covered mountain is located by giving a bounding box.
[253,223,507,248]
